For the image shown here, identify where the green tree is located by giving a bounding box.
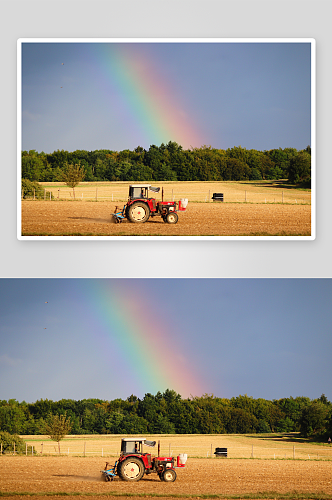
[21,150,46,181]
[0,400,26,434]
[225,157,250,180]
[300,401,328,437]
[276,396,311,431]
[276,417,295,432]
[227,408,258,433]
[62,162,85,199]
[288,152,311,184]
[45,414,72,453]
[151,414,175,434]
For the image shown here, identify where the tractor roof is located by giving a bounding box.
[121,438,156,446]
[129,184,160,193]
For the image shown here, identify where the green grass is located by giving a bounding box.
[0,491,329,499]
[21,232,311,237]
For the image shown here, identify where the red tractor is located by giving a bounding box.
[101,437,187,483]
[111,184,188,224]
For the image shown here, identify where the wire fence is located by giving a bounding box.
[23,182,312,205]
[4,437,331,461]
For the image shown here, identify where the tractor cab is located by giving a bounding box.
[129,184,160,201]
[120,438,156,456]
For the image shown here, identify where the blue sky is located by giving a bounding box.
[21,40,312,154]
[0,278,330,403]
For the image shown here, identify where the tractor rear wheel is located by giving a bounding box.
[162,469,177,482]
[127,202,150,223]
[119,457,145,481]
[165,212,178,224]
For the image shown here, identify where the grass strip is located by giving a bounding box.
[20,232,311,237]
[0,492,330,500]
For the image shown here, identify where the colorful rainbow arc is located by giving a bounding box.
[82,280,205,399]
[95,43,203,150]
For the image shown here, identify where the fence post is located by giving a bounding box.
[282,191,284,203]
[32,445,34,456]
[245,190,247,202]
[41,443,43,455]
[58,189,60,199]
[44,189,46,200]
[251,445,254,458]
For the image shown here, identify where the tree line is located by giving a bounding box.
[0,390,330,439]
[22,142,311,185]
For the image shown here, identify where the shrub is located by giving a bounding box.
[21,179,54,200]
[0,431,33,454]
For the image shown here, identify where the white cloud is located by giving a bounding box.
[23,109,41,121]
[0,354,22,367]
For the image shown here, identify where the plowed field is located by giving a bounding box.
[21,201,311,237]
[0,456,331,499]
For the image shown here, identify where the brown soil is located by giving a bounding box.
[21,201,311,236]
[0,456,331,498]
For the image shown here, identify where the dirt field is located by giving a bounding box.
[21,201,311,237]
[0,455,331,499]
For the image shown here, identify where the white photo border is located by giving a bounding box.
[17,38,316,241]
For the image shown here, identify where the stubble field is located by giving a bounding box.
[21,181,311,237]
[1,435,332,500]
[21,202,311,237]
[1,456,331,500]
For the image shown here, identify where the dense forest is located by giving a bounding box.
[1,391,330,439]
[21,143,311,185]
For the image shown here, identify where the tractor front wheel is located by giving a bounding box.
[127,202,150,223]
[119,457,145,481]
[165,212,178,224]
[162,469,177,482]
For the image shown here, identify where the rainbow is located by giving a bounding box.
[94,42,203,150]
[81,279,205,399]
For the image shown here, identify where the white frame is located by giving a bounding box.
[17,38,316,241]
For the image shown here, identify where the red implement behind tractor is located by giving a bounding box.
[111,184,188,224]
[101,438,187,483]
